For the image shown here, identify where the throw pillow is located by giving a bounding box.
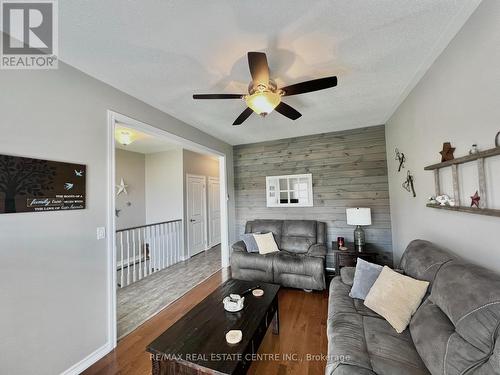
[241,233,260,253]
[364,266,429,333]
[349,258,383,300]
[253,232,279,255]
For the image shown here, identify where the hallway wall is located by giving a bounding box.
[115,149,146,230]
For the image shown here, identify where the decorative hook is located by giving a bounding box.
[394,148,406,172]
[402,170,416,197]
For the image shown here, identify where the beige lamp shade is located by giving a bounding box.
[346,208,372,226]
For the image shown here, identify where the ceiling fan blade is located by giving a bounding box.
[193,94,244,99]
[274,102,302,120]
[248,52,270,85]
[233,107,254,126]
[281,76,337,96]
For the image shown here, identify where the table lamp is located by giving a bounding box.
[346,208,372,252]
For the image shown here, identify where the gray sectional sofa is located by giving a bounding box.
[326,239,500,375]
[231,219,327,290]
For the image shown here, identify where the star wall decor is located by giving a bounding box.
[439,142,456,162]
[470,191,480,208]
[116,178,128,196]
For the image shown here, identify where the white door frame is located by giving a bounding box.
[186,173,207,256]
[106,110,230,349]
[207,176,221,248]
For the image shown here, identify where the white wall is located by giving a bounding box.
[115,149,146,230]
[145,149,183,224]
[0,59,234,375]
[386,0,500,271]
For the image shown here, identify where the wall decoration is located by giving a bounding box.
[402,170,416,197]
[425,145,500,217]
[0,154,86,214]
[116,178,128,196]
[439,142,455,162]
[496,131,500,148]
[394,148,406,172]
[433,194,456,207]
[468,144,479,155]
[470,191,480,208]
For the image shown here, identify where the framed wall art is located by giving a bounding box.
[0,154,86,214]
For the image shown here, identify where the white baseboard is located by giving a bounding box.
[60,341,113,375]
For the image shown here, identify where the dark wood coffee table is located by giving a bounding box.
[147,279,280,375]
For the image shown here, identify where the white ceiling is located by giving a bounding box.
[60,1,481,145]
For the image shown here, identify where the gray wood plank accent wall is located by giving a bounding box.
[233,125,392,268]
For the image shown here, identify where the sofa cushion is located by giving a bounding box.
[245,220,284,247]
[349,258,383,300]
[399,240,455,290]
[280,220,317,253]
[253,232,280,254]
[326,312,429,375]
[364,267,429,333]
[340,267,355,286]
[328,277,380,320]
[241,233,259,252]
[273,251,325,290]
[410,260,500,375]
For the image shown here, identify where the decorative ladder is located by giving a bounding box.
[424,147,500,217]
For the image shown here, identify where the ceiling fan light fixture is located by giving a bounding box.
[245,90,281,116]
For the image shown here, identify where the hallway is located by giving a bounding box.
[117,245,221,338]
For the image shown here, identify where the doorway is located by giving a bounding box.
[106,111,230,346]
[186,174,207,257]
[208,177,221,248]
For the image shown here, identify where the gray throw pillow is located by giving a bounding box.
[349,258,383,300]
[241,233,260,253]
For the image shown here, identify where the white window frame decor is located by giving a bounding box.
[266,173,313,207]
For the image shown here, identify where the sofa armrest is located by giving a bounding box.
[232,240,248,253]
[340,267,355,286]
[307,243,327,258]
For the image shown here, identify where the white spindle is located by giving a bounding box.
[162,223,166,269]
[132,229,136,283]
[143,227,148,277]
[120,232,124,288]
[126,231,130,286]
[137,228,142,281]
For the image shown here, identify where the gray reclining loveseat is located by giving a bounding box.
[326,239,500,375]
[231,219,327,291]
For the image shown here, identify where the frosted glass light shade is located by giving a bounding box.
[346,208,372,226]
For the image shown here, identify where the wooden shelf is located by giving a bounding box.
[426,204,500,217]
[424,147,500,170]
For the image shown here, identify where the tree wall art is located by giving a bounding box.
[0,154,86,214]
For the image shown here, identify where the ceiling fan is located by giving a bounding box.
[192,52,338,126]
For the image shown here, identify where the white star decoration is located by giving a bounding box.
[116,178,128,196]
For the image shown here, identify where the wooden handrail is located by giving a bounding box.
[116,219,182,233]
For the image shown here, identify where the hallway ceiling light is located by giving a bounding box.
[116,130,134,146]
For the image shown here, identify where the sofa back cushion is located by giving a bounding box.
[399,239,455,290]
[245,220,283,247]
[410,259,500,375]
[281,220,318,254]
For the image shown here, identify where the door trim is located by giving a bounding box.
[106,110,230,355]
[186,173,207,256]
[207,176,221,248]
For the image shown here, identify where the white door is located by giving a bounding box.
[187,174,207,257]
[208,177,221,247]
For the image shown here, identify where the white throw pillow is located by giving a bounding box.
[253,232,279,255]
[364,266,429,333]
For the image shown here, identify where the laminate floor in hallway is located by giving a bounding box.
[117,245,221,338]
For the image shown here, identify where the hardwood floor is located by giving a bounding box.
[83,269,329,375]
